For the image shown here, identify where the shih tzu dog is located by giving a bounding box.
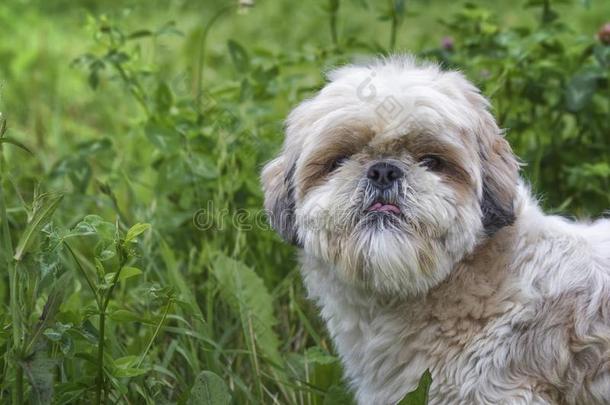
[261,56,610,404]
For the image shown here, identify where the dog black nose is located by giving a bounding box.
[367,162,402,189]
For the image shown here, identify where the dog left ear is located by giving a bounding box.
[477,117,520,236]
[261,155,300,246]
[454,73,519,235]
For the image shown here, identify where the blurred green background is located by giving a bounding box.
[0,0,608,404]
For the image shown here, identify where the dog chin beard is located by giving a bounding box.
[308,223,454,298]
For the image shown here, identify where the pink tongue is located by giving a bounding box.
[368,202,400,214]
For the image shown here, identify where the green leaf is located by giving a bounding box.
[155,20,183,37]
[565,67,601,113]
[323,384,354,405]
[43,330,62,342]
[98,247,116,261]
[114,355,138,368]
[212,254,282,366]
[305,346,338,365]
[187,370,231,405]
[187,154,219,179]
[145,120,181,152]
[155,82,174,113]
[66,220,97,238]
[227,40,250,72]
[0,113,6,137]
[74,215,115,242]
[593,44,610,68]
[14,193,64,261]
[119,266,143,282]
[94,258,105,280]
[306,347,344,397]
[398,369,433,405]
[30,273,72,349]
[80,320,99,344]
[0,136,34,154]
[89,69,100,89]
[60,335,74,355]
[125,223,151,243]
[114,367,148,378]
[106,50,129,65]
[87,59,105,90]
[127,29,153,40]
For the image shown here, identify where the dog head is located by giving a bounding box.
[262,56,519,297]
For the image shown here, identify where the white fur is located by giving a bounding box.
[302,185,610,404]
[262,56,610,404]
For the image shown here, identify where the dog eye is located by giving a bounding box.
[419,155,442,171]
[329,156,348,172]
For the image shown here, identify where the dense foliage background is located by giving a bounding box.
[0,0,608,403]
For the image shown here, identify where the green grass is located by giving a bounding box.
[0,0,608,403]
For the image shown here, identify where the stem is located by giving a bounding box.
[14,367,23,405]
[330,16,338,46]
[390,13,398,51]
[388,0,406,52]
[113,63,150,117]
[136,299,172,368]
[95,248,128,405]
[0,126,23,405]
[606,73,610,206]
[95,307,105,405]
[65,243,100,307]
[247,315,263,402]
[194,5,236,111]
[329,0,340,46]
[65,241,106,402]
[541,0,554,25]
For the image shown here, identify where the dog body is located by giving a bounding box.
[262,56,610,404]
[302,189,610,404]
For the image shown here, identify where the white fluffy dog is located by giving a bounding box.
[261,56,610,404]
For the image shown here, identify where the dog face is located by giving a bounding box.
[262,57,519,297]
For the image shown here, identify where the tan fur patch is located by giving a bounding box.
[298,127,374,197]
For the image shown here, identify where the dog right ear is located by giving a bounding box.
[261,155,300,246]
